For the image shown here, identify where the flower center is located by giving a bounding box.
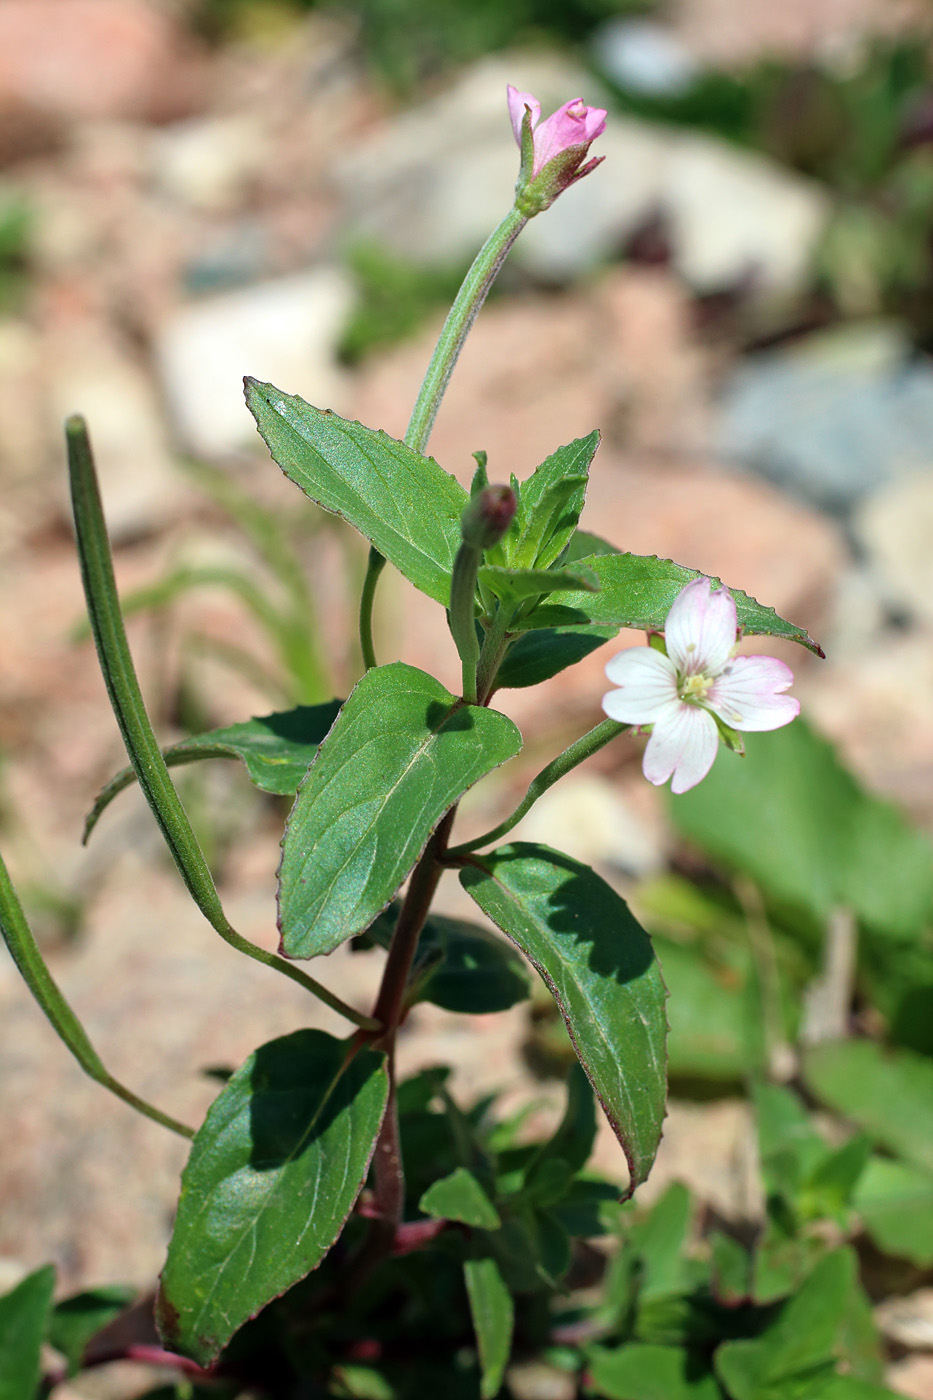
[679,672,712,704]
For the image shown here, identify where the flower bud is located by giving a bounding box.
[461,484,517,550]
[507,85,607,216]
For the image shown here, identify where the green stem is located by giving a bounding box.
[67,417,379,1034]
[449,544,482,704]
[358,547,386,672]
[0,848,194,1140]
[405,206,527,454]
[446,719,629,858]
[357,205,528,669]
[475,604,514,706]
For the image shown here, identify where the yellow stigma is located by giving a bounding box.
[680,672,712,703]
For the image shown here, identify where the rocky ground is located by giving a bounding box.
[1,2,932,1395]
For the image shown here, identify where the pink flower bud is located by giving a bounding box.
[507,85,607,214]
[461,484,517,549]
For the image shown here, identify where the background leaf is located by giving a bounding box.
[246,380,467,605]
[420,1167,500,1229]
[48,1285,136,1377]
[0,1265,55,1400]
[464,1255,514,1399]
[279,663,521,958]
[366,905,532,1013]
[84,703,342,840]
[854,1156,933,1266]
[460,843,667,1192]
[157,1030,388,1366]
[585,1342,723,1399]
[803,1039,933,1172]
[494,625,617,689]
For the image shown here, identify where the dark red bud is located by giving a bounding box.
[461,484,517,549]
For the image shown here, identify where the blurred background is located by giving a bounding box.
[1,1,933,1394]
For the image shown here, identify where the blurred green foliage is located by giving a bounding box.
[0,190,32,314]
[195,0,656,88]
[339,243,470,363]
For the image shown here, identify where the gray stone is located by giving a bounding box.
[590,17,699,97]
[47,330,183,541]
[155,266,354,458]
[855,468,933,624]
[718,322,933,513]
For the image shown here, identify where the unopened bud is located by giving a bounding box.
[461,484,517,550]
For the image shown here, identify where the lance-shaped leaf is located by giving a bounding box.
[157,1030,388,1367]
[245,380,468,605]
[84,703,342,841]
[502,433,600,570]
[522,552,824,656]
[495,625,617,689]
[279,663,522,958]
[464,1255,514,1400]
[479,563,599,605]
[460,843,667,1193]
[0,1265,56,1400]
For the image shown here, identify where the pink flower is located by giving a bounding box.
[507,85,607,211]
[601,577,799,794]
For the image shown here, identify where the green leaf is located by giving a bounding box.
[854,1155,933,1265]
[669,719,933,946]
[66,416,227,931]
[528,1062,598,1177]
[544,552,824,655]
[714,1250,857,1400]
[420,1167,501,1229]
[368,906,533,1014]
[479,563,599,603]
[803,1039,933,1173]
[586,1343,724,1399]
[48,1285,135,1377]
[157,1029,388,1366]
[460,843,667,1192]
[279,663,522,958]
[504,433,599,570]
[495,625,617,689]
[628,1182,694,1301]
[245,380,467,604]
[657,935,765,1083]
[415,917,532,1014]
[463,1255,514,1400]
[83,703,341,840]
[0,1265,55,1400]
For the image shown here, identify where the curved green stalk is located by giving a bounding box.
[66,417,380,1034]
[446,718,630,857]
[357,205,528,669]
[0,849,194,1140]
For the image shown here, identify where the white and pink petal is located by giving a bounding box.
[642,702,720,794]
[664,577,737,678]
[707,656,799,732]
[506,86,540,145]
[602,647,678,725]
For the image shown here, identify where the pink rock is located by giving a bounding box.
[0,0,206,123]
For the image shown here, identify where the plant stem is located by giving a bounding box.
[475,604,514,706]
[358,547,385,672]
[365,808,456,1239]
[357,205,528,668]
[449,544,482,704]
[405,206,527,454]
[446,719,629,858]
